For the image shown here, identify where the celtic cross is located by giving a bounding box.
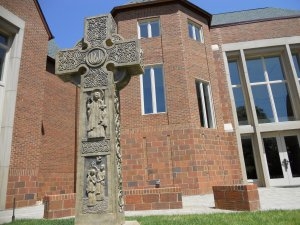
[55,14,143,225]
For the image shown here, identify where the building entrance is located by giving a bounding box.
[263,133,300,186]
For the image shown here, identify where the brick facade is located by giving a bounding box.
[115,2,242,195]
[0,0,76,209]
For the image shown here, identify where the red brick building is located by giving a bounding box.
[0,0,76,209]
[1,0,300,210]
[113,0,300,193]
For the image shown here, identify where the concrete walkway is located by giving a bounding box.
[0,187,299,224]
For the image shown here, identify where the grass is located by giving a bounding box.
[3,210,300,225]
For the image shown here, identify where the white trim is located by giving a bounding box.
[150,67,157,113]
[199,82,208,128]
[147,23,152,38]
[139,74,144,114]
[188,21,204,43]
[0,5,25,210]
[222,36,300,52]
[206,84,215,128]
[138,18,160,39]
[137,22,141,39]
[196,80,215,128]
[140,65,166,115]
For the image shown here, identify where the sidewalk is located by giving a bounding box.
[0,187,299,224]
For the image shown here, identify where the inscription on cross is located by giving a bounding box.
[55,14,143,225]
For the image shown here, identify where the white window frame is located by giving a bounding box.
[140,65,166,115]
[137,18,160,39]
[195,80,215,128]
[0,5,25,210]
[188,21,204,43]
[292,53,300,83]
[247,56,292,123]
[0,33,9,86]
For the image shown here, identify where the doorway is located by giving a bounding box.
[262,133,300,186]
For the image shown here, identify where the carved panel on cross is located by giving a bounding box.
[82,155,108,214]
[85,89,109,140]
[83,68,108,88]
[81,139,110,156]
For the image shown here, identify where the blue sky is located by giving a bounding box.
[39,0,300,49]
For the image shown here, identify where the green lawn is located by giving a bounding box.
[3,210,300,225]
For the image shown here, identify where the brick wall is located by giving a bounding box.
[115,2,242,195]
[124,187,182,211]
[43,187,182,219]
[212,184,260,211]
[43,193,76,219]
[1,0,76,208]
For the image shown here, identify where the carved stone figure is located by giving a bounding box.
[86,90,107,138]
[96,164,105,201]
[86,168,97,206]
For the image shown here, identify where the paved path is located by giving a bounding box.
[0,187,299,224]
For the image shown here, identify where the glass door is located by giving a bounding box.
[263,133,300,186]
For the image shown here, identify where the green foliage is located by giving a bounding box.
[3,210,300,225]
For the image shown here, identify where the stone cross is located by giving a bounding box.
[55,14,143,225]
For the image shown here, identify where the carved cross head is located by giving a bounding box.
[55,14,143,90]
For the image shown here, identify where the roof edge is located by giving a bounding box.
[35,0,54,40]
[211,14,300,28]
[111,0,212,25]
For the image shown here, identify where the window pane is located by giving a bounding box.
[196,81,214,128]
[263,137,284,179]
[284,136,300,178]
[154,67,166,113]
[265,56,285,81]
[150,21,160,37]
[228,61,241,85]
[196,82,205,127]
[0,48,6,81]
[203,85,213,127]
[0,34,8,45]
[194,26,200,41]
[233,87,249,125]
[247,58,265,83]
[143,68,153,114]
[139,22,148,38]
[271,83,294,122]
[188,23,193,39]
[292,54,300,79]
[241,138,258,179]
[252,85,274,123]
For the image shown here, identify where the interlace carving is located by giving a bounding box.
[83,68,108,88]
[57,50,85,72]
[86,16,108,47]
[107,41,138,64]
[82,139,110,155]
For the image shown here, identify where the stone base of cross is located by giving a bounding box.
[55,14,143,225]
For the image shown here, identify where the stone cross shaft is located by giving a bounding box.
[55,14,143,225]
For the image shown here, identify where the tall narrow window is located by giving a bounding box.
[228,60,249,125]
[195,80,215,128]
[140,65,166,114]
[246,56,295,123]
[241,137,258,180]
[292,53,300,83]
[188,21,204,43]
[138,19,160,39]
[0,33,9,82]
